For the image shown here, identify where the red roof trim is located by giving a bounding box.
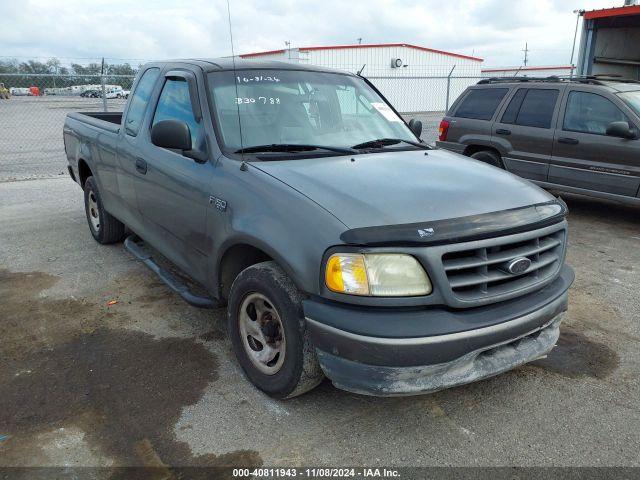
[240,43,483,62]
[584,5,640,20]
[481,66,574,73]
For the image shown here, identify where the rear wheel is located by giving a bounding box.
[83,176,126,244]
[470,150,504,169]
[227,261,324,399]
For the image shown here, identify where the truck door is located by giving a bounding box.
[134,68,214,273]
[117,67,161,217]
[492,87,561,181]
[549,88,640,197]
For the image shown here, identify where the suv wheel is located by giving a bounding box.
[470,150,504,169]
[228,261,324,399]
[83,176,126,244]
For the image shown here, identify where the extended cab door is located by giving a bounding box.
[549,88,640,197]
[492,86,563,181]
[134,67,215,277]
[117,67,161,217]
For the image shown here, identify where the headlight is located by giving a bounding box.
[325,253,432,297]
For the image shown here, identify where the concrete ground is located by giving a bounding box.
[1,176,639,470]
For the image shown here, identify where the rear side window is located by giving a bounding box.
[153,78,203,149]
[501,89,559,128]
[564,91,629,135]
[124,68,160,136]
[454,88,508,121]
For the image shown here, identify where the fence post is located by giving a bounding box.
[445,65,456,112]
[100,57,108,112]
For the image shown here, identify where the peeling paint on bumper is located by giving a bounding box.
[314,313,565,397]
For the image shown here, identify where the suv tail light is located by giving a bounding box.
[438,120,450,141]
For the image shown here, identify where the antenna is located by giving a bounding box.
[357,64,366,76]
[226,0,245,167]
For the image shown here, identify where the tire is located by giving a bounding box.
[227,261,324,399]
[83,176,125,244]
[470,150,504,169]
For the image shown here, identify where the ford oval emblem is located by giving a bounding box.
[506,257,531,275]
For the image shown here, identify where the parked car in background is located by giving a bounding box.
[10,87,31,96]
[122,89,131,99]
[64,59,573,399]
[81,89,101,98]
[105,86,125,99]
[436,77,640,206]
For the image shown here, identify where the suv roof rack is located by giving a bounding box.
[477,75,640,86]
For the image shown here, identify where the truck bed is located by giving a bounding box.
[66,111,123,133]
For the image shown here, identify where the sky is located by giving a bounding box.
[0,0,623,68]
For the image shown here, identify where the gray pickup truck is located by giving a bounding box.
[64,59,574,398]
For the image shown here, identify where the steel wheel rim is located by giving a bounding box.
[87,189,100,232]
[238,292,286,375]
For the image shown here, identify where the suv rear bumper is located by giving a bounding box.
[304,265,573,396]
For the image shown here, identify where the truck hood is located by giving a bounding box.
[250,149,554,229]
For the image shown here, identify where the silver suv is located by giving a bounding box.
[436,77,640,206]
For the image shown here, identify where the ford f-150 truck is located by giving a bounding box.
[64,59,574,398]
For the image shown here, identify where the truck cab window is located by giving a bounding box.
[564,91,629,135]
[124,68,160,136]
[153,78,203,150]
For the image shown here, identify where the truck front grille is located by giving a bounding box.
[441,227,565,302]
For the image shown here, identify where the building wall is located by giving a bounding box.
[240,45,482,112]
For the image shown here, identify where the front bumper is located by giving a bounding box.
[304,266,573,396]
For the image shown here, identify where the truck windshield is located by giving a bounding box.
[619,90,640,118]
[208,69,418,157]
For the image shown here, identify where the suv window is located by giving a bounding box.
[501,88,559,128]
[564,91,629,135]
[153,78,203,149]
[124,68,160,136]
[454,88,508,121]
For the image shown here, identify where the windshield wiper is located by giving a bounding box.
[351,138,429,150]
[235,144,355,154]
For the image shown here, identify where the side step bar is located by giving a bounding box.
[124,235,219,309]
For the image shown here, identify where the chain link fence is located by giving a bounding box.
[0,72,483,181]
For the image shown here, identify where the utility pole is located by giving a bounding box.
[523,43,529,67]
[285,41,291,59]
[357,37,362,45]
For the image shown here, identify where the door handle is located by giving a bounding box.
[496,128,511,135]
[135,158,147,174]
[558,137,579,145]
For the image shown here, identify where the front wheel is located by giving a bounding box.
[83,176,126,244]
[227,261,324,399]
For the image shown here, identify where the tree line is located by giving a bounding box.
[0,57,139,89]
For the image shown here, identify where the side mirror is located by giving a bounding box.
[408,118,423,138]
[606,121,636,140]
[151,120,192,151]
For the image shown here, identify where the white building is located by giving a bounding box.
[239,43,484,112]
[481,65,575,78]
